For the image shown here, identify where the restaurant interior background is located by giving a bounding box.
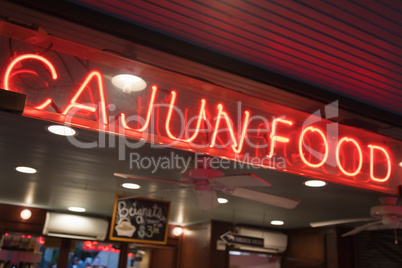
[0,0,401,267]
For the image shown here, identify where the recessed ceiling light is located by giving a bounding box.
[112,74,147,93]
[271,220,284,226]
[304,180,326,187]
[68,207,86,212]
[48,125,76,136]
[20,209,32,220]
[217,198,228,204]
[15,166,37,174]
[122,183,140,189]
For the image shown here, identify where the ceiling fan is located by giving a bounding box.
[310,197,402,237]
[114,167,300,211]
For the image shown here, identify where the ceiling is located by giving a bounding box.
[66,0,402,117]
[0,111,389,230]
[0,0,401,234]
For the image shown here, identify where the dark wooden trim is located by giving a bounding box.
[57,238,71,268]
[118,242,129,268]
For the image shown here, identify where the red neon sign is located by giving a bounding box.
[0,22,400,195]
[83,241,120,253]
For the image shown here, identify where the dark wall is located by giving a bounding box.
[0,204,47,234]
[209,221,232,268]
[355,230,402,267]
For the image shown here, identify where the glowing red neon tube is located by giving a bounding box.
[266,118,293,158]
[209,104,250,153]
[368,144,391,182]
[232,110,250,154]
[299,126,329,168]
[210,104,238,149]
[120,85,157,132]
[62,71,108,125]
[3,54,58,110]
[165,90,207,142]
[336,137,363,177]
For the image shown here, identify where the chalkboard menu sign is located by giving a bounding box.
[109,195,170,244]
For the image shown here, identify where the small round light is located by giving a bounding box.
[122,183,140,189]
[217,198,228,204]
[271,220,284,226]
[399,161,402,167]
[304,180,326,187]
[48,125,76,136]
[15,166,37,174]
[20,209,32,220]
[172,227,183,236]
[68,207,86,212]
[112,74,147,93]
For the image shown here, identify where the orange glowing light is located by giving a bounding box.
[368,144,391,182]
[62,71,108,125]
[299,126,328,168]
[266,118,293,158]
[336,137,363,177]
[120,85,157,132]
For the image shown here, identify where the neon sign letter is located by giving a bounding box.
[210,104,250,153]
[62,71,108,125]
[266,118,293,158]
[368,144,391,182]
[336,137,363,176]
[4,54,58,109]
[232,110,250,154]
[165,90,207,142]
[299,126,328,168]
[210,104,238,149]
[120,85,158,132]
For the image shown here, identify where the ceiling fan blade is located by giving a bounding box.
[341,220,382,237]
[118,185,193,201]
[227,187,300,209]
[211,174,271,188]
[114,173,192,185]
[365,221,402,231]
[310,218,374,228]
[195,189,220,211]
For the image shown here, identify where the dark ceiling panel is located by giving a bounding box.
[67,0,402,115]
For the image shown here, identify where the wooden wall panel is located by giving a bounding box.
[283,228,325,268]
[150,247,176,268]
[0,204,46,235]
[179,221,211,268]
